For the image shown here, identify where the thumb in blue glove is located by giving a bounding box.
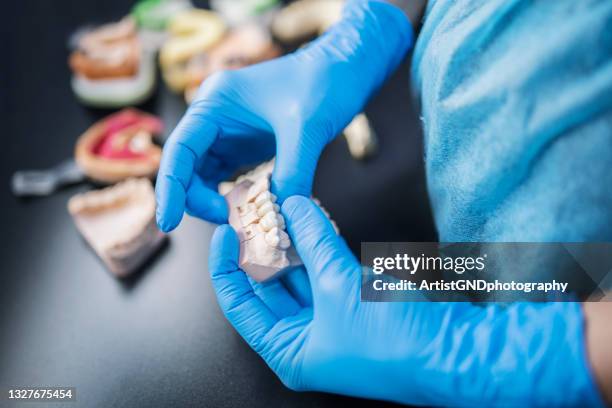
[208,195,604,406]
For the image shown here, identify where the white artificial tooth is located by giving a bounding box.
[279,237,291,250]
[278,230,291,241]
[247,177,270,202]
[277,229,291,249]
[264,227,280,247]
[257,201,275,217]
[276,214,286,230]
[260,211,279,231]
[254,191,276,208]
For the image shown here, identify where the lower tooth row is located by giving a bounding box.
[265,227,290,249]
[245,182,290,250]
[256,201,280,217]
[261,211,285,231]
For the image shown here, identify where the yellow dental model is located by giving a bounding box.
[159,9,225,92]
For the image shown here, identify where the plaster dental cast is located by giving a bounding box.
[156,0,612,406]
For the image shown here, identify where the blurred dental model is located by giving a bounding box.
[69,17,157,107]
[68,178,167,277]
[75,109,164,184]
[184,23,281,103]
[159,9,226,92]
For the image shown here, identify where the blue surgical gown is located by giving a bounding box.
[412,0,612,242]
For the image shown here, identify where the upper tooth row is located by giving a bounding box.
[247,177,270,202]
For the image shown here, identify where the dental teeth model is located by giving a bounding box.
[159,9,226,93]
[11,109,164,197]
[343,113,378,160]
[225,173,301,282]
[68,17,157,108]
[222,160,338,282]
[184,23,281,103]
[75,109,164,184]
[68,178,167,277]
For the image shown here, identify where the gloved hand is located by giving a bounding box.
[208,195,604,407]
[155,0,413,231]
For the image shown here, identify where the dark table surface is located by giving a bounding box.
[0,1,436,407]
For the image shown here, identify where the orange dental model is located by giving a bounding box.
[69,17,140,80]
[68,18,156,107]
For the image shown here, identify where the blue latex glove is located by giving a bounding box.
[209,195,604,407]
[155,0,413,232]
[412,0,612,243]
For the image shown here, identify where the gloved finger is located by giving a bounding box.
[156,113,219,232]
[195,152,234,187]
[185,176,229,224]
[209,225,279,353]
[271,126,323,203]
[280,268,313,307]
[247,276,302,319]
[281,196,360,298]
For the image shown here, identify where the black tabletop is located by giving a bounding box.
[0,1,436,407]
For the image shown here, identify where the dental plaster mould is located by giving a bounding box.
[68,178,166,277]
[132,0,193,51]
[271,0,344,44]
[69,17,157,108]
[184,23,281,103]
[221,160,338,282]
[75,109,164,184]
[343,113,378,160]
[159,9,226,93]
[210,0,279,27]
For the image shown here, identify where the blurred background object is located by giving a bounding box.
[159,8,226,92]
[11,109,164,196]
[68,178,166,277]
[343,113,378,160]
[210,0,280,27]
[271,0,343,44]
[69,17,158,107]
[132,0,194,50]
[0,0,435,407]
[184,23,280,102]
[74,109,163,183]
[132,0,193,31]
